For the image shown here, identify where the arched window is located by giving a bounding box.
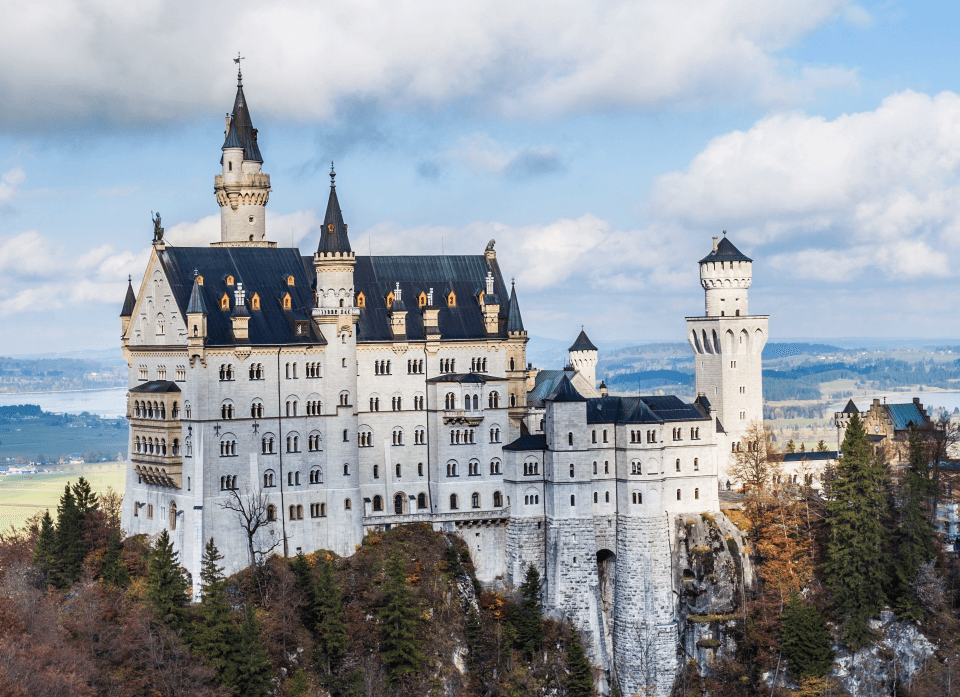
[605,491,610,503]
[395,462,401,477]
[471,492,480,509]
[394,494,405,514]
[267,505,276,521]
[570,495,576,506]
[569,464,575,477]
[568,432,573,446]
[694,458,699,471]
[695,488,700,500]
[417,493,427,509]
[594,492,598,503]
[263,470,275,487]
[493,491,502,507]
[310,466,322,484]
[344,498,352,510]
[592,430,597,443]
[488,391,499,408]
[373,496,383,512]
[450,494,459,510]
[343,463,350,475]
[676,489,681,501]
[373,465,379,479]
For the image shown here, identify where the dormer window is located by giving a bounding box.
[287,276,295,286]
[447,291,456,307]
[385,291,395,309]
[281,293,292,310]
[357,292,366,308]
[225,275,234,286]
[250,293,260,310]
[418,292,427,308]
[196,275,204,286]
[220,294,230,310]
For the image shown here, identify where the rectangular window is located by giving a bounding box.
[147,504,153,519]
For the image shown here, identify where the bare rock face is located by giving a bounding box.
[673,511,753,671]
[832,611,936,696]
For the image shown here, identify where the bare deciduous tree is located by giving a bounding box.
[218,486,281,569]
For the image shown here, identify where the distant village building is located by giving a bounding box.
[118,69,767,696]
[835,397,932,464]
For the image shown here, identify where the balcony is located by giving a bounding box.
[362,507,509,527]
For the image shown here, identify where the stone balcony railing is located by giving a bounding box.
[312,307,361,317]
[362,506,510,527]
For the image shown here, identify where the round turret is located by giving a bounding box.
[698,234,752,317]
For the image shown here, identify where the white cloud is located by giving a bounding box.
[649,90,960,279]
[0,0,854,131]
[0,168,25,206]
[164,210,320,248]
[439,133,563,178]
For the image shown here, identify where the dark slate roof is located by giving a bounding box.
[343,254,511,342]
[186,276,206,314]
[885,402,930,430]
[698,236,752,264]
[506,283,524,333]
[503,433,547,451]
[120,278,137,317]
[159,247,321,346]
[783,451,838,462]
[316,174,352,254]
[229,78,263,162]
[130,380,181,394]
[527,370,571,408]
[546,375,586,402]
[585,395,710,425]
[568,329,598,352]
[222,115,244,150]
[426,373,507,384]
[841,399,859,414]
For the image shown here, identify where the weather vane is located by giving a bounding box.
[234,52,245,82]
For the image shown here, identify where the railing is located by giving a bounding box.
[312,308,361,317]
[363,507,510,527]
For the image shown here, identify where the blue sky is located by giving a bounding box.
[2,0,960,355]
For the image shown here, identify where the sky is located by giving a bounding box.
[2,0,960,355]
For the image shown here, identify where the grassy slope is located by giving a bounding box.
[0,466,125,530]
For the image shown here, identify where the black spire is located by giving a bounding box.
[546,374,586,403]
[227,68,262,162]
[120,275,136,318]
[507,280,524,333]
[699,232,752,264]
[316,162,352,254]
[568,328,597,352]
[186,273,207,314]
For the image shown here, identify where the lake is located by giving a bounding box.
[0,388,128,419]
[828,391,960,416]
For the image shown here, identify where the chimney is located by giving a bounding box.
[599,381,608,397]
[712,236,718,252]
[225,113,231,136]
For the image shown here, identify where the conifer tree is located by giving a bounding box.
[781,594,834,680]
[892,429,936,619]
[292,552,312,594]
[192,538,237,676]
[225,604,272,697]
[32,509,56,581]
[379,550,423,682]
[464,605,483,672]
[146,529,190,630]
[514,565,544,660]
[825,412,890,649]
[100,532,129,586]
[565,627,594,696]
[72,477,98,514]
[313,559,348,673]
[52,483,83,587]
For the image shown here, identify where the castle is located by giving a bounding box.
[119,70,766,695]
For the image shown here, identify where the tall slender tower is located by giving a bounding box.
[312,165,363,551]
[213,67,274,247]
[686,234,768,485]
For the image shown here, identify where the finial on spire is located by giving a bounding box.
[722,229,727,236]
[511,277,515,287]
[128,274,132,283]
[234,53,245,85]
[330,161,336,187]
[193,269,199,280]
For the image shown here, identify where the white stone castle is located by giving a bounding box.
[119,70,766,695]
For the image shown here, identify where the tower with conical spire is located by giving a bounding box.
[213,66,274,247]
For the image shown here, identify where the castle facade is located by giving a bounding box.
[119,72,766,695]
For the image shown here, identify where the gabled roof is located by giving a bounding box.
[316,168,352,255]
[546,375,586,403]
[527,369,572,408]
[120,277,137,318]
[130,380,181,394]
[584,395,711,425]
[841,399,859,414]
[229,75,263,162]
[698,235,752,264]
[506,282,524,333]
[783,451,837,462]
[568,329,597,352]
[425,373,507,384]
[159,247,321,346]
[503,433,547,451]
[885,402,930,431]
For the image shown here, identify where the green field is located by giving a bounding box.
[0,466,126,531]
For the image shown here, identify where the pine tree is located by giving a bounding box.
[292,552,312,594]
[892,428,936,619]
[32,509,56,582]
[513,565,544,660]
[225,604,272,697]
[52,483,83,587]
[464,605,483,672]
[379,550,423,682]
[565,627,594,696]
[781,594,834,680]
[787,439,796,453]
[192,538,237,677]
[146,529,190,630]
[825,412,890,649]
[314,559,349,673]
[100,532,129,586]
[72,477,98,514]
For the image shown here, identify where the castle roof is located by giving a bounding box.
[546,375,586,403]
[129,380,181,394]
[186,275,206,314]
[222,115,244,150]
[840,399,859,414]
[585,395,711,425]
[503,433,547,451]
[229,77,263,162]
[568,329,597,352]
[316,168,352,255]
[698,235,752,264]
[783,451,838,462]
[120,277,137,317]
[884,401,929,431]
[426,373,507,384]
[506,282,525,333]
